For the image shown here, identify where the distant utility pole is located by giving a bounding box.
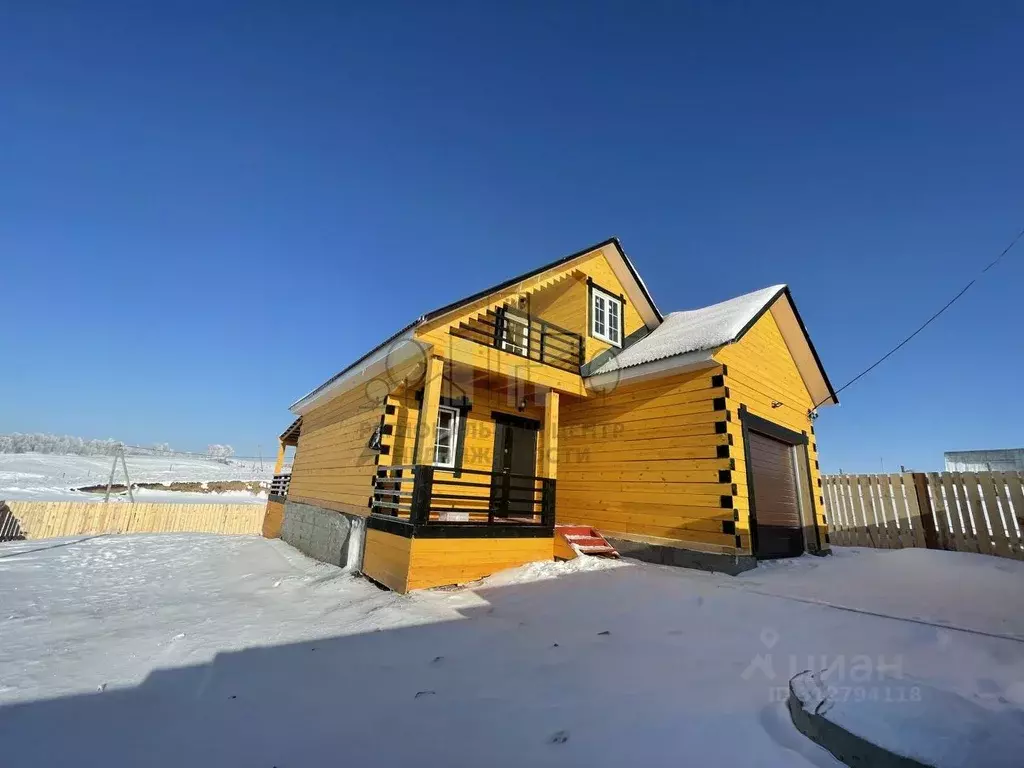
[258,444,264,471]
[104,446,135,503]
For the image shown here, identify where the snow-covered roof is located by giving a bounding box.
[589,285,786,376]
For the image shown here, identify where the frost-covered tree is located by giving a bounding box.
[0,432,239,460]
[0,432,126,456]
[207,444,235,460]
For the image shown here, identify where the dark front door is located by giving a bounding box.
[490,413,539,520]
[748,430,805,558]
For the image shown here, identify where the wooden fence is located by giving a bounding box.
[0,500,265,542]
[822,472,1024,560]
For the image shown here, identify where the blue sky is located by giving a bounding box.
[1,2,1021,471]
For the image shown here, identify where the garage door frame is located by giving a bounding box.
[738,405,821,558]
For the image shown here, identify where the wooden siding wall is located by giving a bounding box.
[361,528,554,593]
[288,384,385,516]
[263,499,285,538]
[529,252,645,363]
[405,537,553,591]
[362,528,413,592]
[0,501,264,541]
[557,366,738,552]
[715,306,826,552]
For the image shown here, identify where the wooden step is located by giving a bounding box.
[563,535,609,548]
[555,524,620,559]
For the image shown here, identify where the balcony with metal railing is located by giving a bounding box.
[448,306,584,374]
[369,464,555,537]
[269,473,291,501]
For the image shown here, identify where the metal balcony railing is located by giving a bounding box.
[449,307,584,374]
[371,465,555,529]
[269,473,291,499]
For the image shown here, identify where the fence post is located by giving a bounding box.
[907,472,939,549]
[410,465,433,526]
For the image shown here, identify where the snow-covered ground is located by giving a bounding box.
[0,453,274,503]
[0,538,1021,767]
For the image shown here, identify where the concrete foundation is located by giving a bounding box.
[280,500,366,570]
[606,537,757,576]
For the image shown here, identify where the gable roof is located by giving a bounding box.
[289,237,662,413]
[419,236,663,328]
[588,285,838,408]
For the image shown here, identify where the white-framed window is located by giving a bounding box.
[501,309,530,356]
[434,405,459,468]
[590,287,622,346]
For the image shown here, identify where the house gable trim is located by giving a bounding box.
[725,288,838,408]
[420,237,662,329]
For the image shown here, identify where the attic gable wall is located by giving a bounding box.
[530,251,646,363]
[416,247,646,366]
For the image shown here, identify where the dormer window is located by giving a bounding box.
[590,286,622,346]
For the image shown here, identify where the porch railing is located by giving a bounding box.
[269,473,291,499]
[371,465,555,528]
[449,307,584,374]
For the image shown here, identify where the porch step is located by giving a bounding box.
[555,525,619,559]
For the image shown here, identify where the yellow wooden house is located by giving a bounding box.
[264,237,837,592]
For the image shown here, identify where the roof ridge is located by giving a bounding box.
[666,284,788,317]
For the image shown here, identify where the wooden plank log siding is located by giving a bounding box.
[715,305,827,555]
[287,368,408,516]
[405,537,553,591]
[263,499,285,538]
[360,528,553,593]
[557,366,740,554]
[821,471,1024,561]
[0,501,264,541]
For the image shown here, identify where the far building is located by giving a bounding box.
[944,449,1024,473]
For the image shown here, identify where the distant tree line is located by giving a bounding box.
[0,433,234,460]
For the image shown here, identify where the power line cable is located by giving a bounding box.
[813,223,1024,411]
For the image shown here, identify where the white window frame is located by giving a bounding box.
[500,309,530,356]
[433,405,459,469]
[590,286,622,347]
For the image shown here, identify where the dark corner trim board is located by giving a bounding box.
[802,429,823,552]
[366,514,553,540]
[739,411,760,557]
[491,411,541,430]
[413,524,554,539]
[366,515,416,537]
[738,405,808,445]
